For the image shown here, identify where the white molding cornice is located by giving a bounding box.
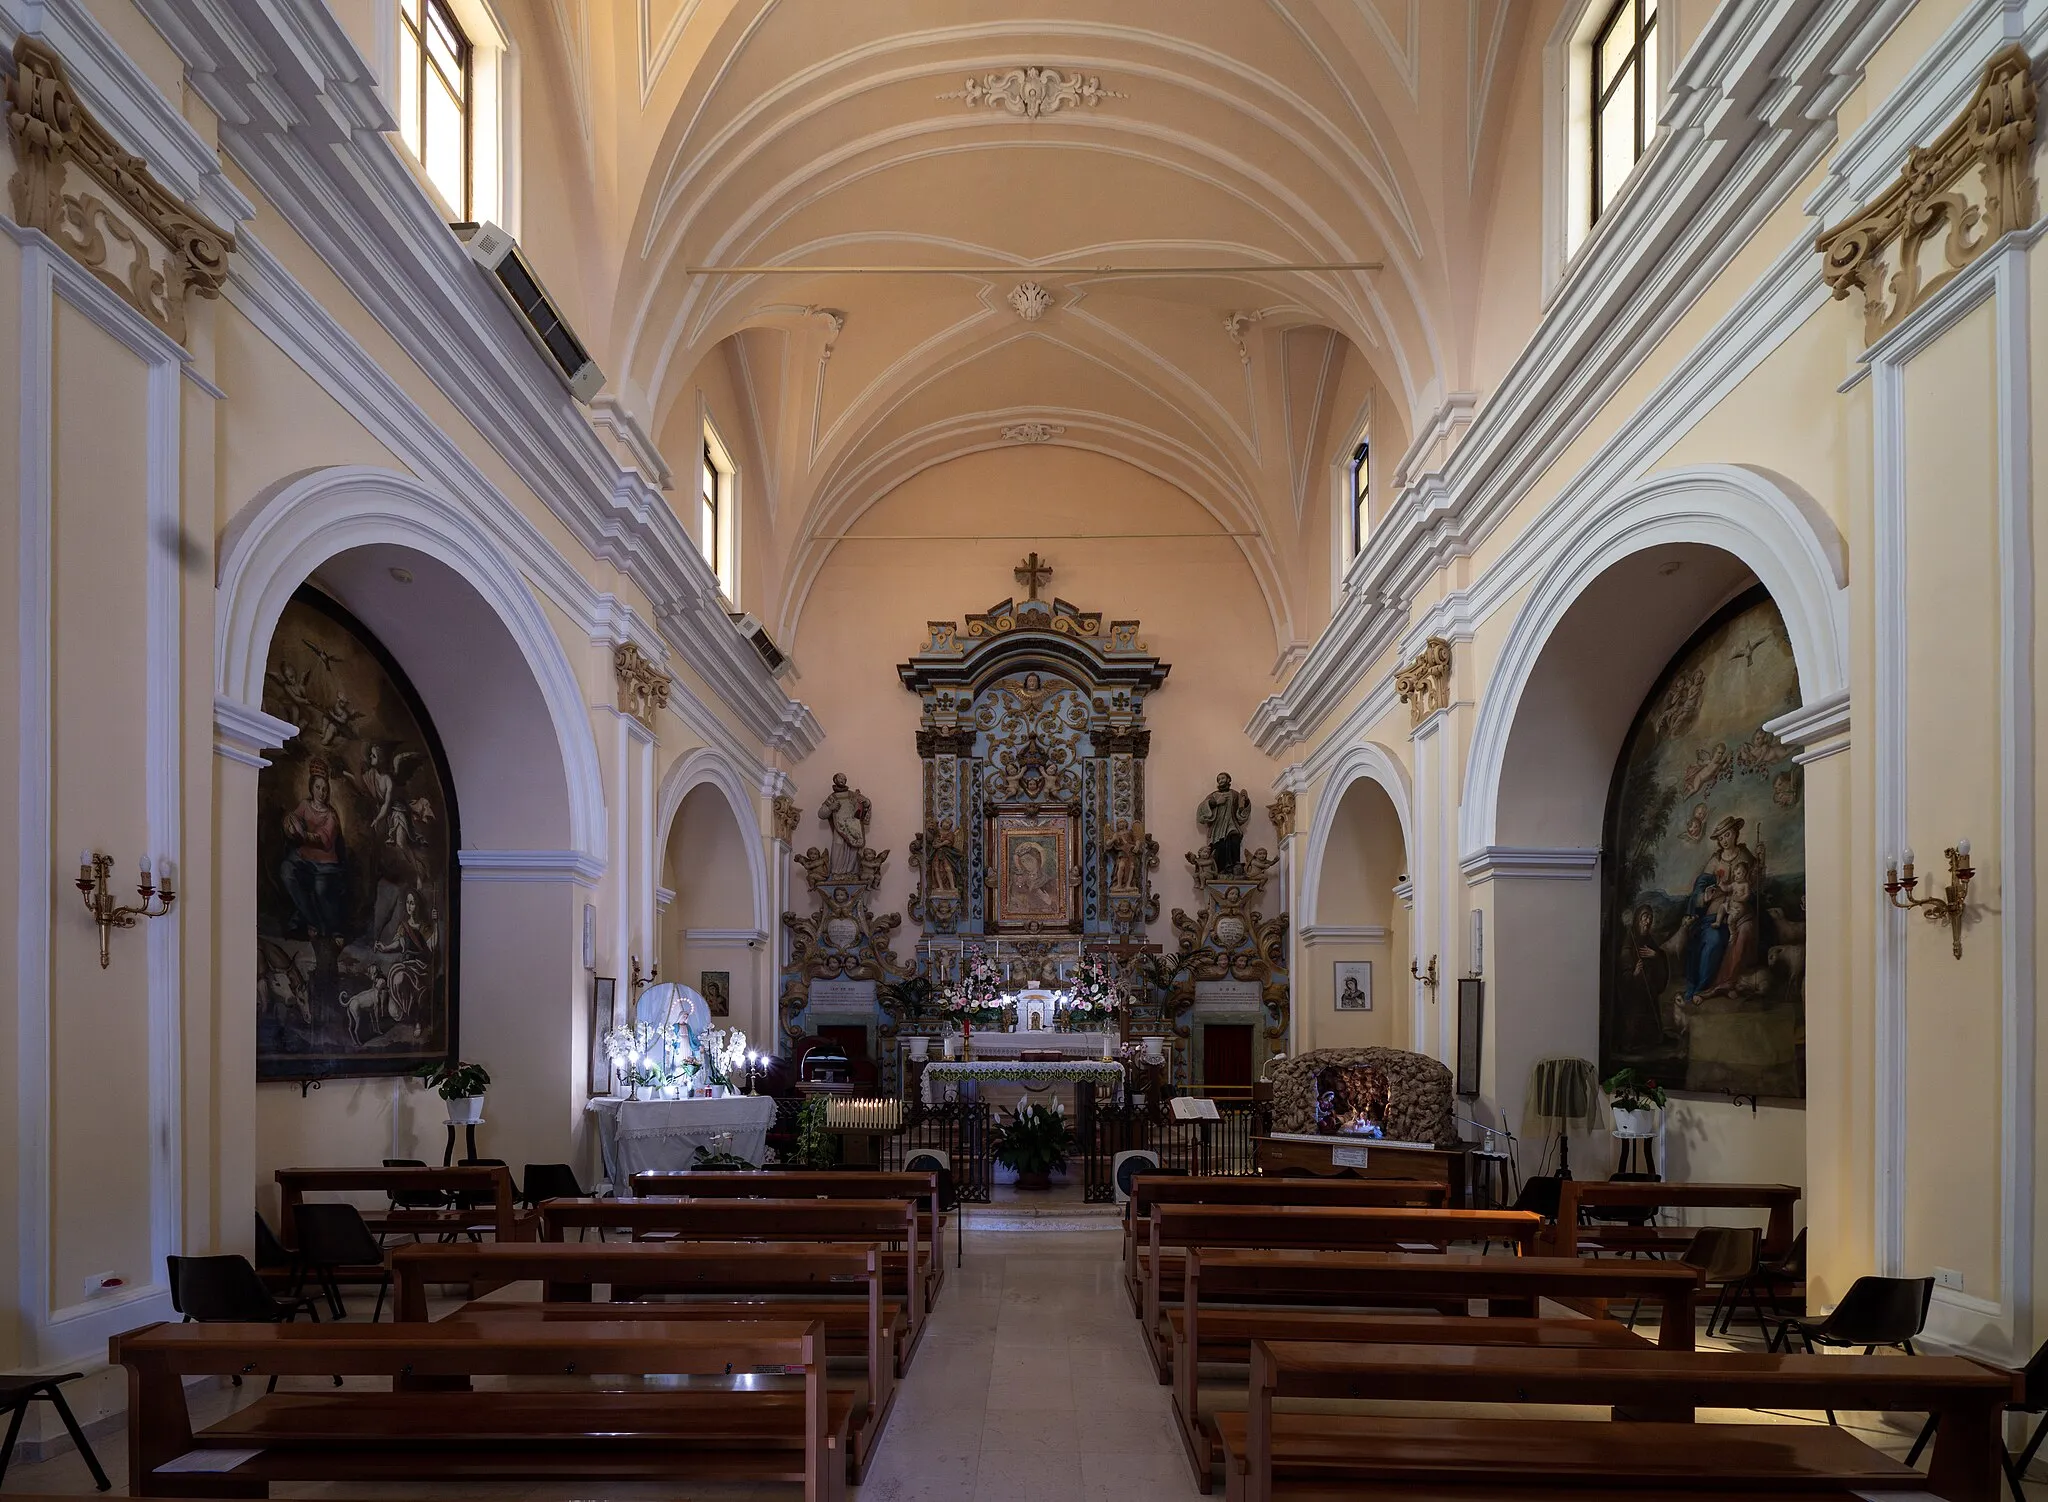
[1459,846,1600,884]
[212,695,298,769]
[683,928,770,946]
[1763,687,1850,751]
[1299,925,1389,944]
[459,848,606,885]
[1249,0,1907,753]
[132,0,821,764]
[654,884,676,909]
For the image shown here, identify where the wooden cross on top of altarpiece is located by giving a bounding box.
[1014,551,1053,601]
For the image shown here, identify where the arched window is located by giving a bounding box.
[700,430,736,603]
[398,0,472,218]
[1591,0,1658,224]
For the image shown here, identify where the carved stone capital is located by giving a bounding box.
[613,642,671,732]
[1266,789,1297,844]
[1394,636,1453,726]
[771,794,802,844]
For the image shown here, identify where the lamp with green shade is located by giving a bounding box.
[1524,1056,1601,1180]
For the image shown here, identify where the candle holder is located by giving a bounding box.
[1885,842,1975,959]
[75,852,175,969]
[630,954,659,994]
[1411,953,1440,999]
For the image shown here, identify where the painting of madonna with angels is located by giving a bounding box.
[1601,588,1805,1100]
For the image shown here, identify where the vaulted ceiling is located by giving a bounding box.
[535,0,1550,658]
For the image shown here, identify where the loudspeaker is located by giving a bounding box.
[1112,1149,1162,1204]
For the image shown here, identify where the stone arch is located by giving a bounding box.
[1462,463,1848,859]
[216,465,606,865]
[655,746,770,939]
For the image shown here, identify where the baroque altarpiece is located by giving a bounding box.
[780,570,1291,1093]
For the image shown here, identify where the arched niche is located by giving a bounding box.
[660,777,767,1048]
[1302,769,1413,1057]
[217,466,606,1206]
[1481,542,1809,1189]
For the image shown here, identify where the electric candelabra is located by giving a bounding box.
[1884,841,1975,959]
[75,851,176,969]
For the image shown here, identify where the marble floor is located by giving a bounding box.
[5,1223,2044,1500]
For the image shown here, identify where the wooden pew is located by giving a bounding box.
[1122,1175,1450,1315]
[628,1170,946,1301]
[539,1197,927,1352]
[1230,1339,2020,1502]
[1172,1246,1673,1488]
[387,1241,898,1481]
[111,1318,852,1502]
[274,1165,522,1247]
[1545,1180,1802,1260]
[1143,1205,1542,1375]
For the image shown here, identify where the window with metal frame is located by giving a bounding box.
[1590,0,1657,223]
[1349,439,1371,558]
[700,439,723,587]
[398,0,472,218]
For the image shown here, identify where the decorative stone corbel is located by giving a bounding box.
[612,642,671,733]
[1394,636,1453,726]
[1266,789,1297,844]
[1815,44,2037,344]
[2,36,236,344]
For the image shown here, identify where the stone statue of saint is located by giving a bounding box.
[1107,819,1145,892]
[1196,773,1251,876]
[925,818,963,894]
[818,772,872,878]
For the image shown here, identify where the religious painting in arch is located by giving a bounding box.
[255,587,460,1081]
[1600,587,1805,1100]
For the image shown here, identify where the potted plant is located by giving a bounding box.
[415,1058,491,1124]
[992,1101,1073,1191]
[1602,1067,1667,1137]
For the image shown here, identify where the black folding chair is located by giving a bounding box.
[1906,1335,2048,1499]
[0,1373,109,1491]
[169,1254,331,1392]
[522,1163,601,1240]
[1769,1274,1932,1425]
[291,1202,391,1322]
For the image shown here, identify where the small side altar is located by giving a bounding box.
[921,1058,1125,1105]
[586,1094,777,1183]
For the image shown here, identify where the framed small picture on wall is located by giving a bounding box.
[1334,961,1372,1011]
[588,976,617,1095]
[700,971,731,1017]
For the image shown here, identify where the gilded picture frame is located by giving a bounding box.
[987,809,1077,931]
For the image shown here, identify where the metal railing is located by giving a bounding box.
[1079,1099,1269,1203]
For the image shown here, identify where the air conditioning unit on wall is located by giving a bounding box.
[454,221,605,404]
[728,612,794,679]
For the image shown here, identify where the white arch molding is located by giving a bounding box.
[1299,741,1416,932]
[654,745,773,941]
[214,464,608,866]
[1461,463,1850,859]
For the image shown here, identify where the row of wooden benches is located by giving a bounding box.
[122,1170,955,1500]
[1117,1173,2014,1502]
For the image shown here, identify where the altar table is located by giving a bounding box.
[946,1030,1116,1059]
[585,1094,778,1183]
[920,1058,1125,1105]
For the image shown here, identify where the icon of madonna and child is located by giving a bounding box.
[1602,592,1807,1101]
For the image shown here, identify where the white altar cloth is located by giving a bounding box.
[921,1059,1125,1104]
[585,1094,777,1183]
[951,1030,1115,1059]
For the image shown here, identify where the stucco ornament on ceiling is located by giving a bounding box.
[940,66,1124,119]
[1001,422,1066,443]
[1008,282,1053,321]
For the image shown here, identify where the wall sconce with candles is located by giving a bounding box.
[1411,954,1440,1000]
[1884,841,1975,959]
[76,851,176,968]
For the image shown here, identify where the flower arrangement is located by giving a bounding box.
[701,1026,751,1089]
[936,950,1009,1026]
[1058,955,1123,1030]
[992,1101,1073,1188]
[603,1021,666,1098]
